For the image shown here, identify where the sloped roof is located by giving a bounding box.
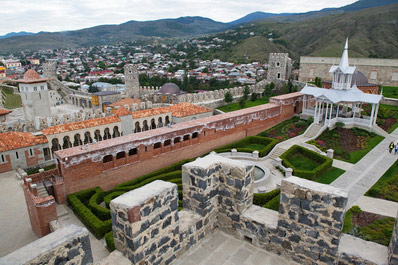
[42,115,120,135]
[300,85,382,104]
[0,132,47,152]
[0,109,12,115]
[329,39,356,75]
[109,98,141,107]
[114,106,132,116]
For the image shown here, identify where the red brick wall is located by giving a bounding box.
[55,95,303,196]
[0,154,12,173]
[25,147,43,167]
[22,183,57,237]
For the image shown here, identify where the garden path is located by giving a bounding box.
[355,196,398,218]
[331,128,398,208]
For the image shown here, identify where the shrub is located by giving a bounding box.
[264,195,280,211]
[68,190,112,238]
[105,231,115,251]
[88,191,111,221]
[250,92,257,101]
[281,145,332,180]
[253,189,280,206]
[294,121,307,128]
[213,136,278,157]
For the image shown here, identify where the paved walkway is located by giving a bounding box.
[356,196,398,218]
[332,159,354,171]
[172,230,298,265]
[0,171,38,257]
[331,128,398,208]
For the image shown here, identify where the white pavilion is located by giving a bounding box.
[300,39,383,129]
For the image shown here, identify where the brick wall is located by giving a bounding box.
[54,93,303,197]
[0,154,12,173]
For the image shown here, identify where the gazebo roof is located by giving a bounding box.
[300,85,382,104]
[329,39,356,75]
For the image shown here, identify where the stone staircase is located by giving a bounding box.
[37,183,49,197]
[268,146,287,159]
[303,123,324,139]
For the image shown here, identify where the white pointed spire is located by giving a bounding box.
[339,38,349,71]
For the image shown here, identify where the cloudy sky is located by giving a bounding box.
[1,0,357,35]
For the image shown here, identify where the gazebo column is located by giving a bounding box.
[336,104,340,119]
[328,103,333,127]
[314,99,319,123]
[303,95,307,110]
[373,103,380,125]
[369,103,375,127]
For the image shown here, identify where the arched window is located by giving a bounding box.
[73,134,82,146]
[128,148,137,156]
[165,116,171,125]
[150,119,156,130]
[158,117,163,128]
[116,152,125,159]
[94,130,102,142]
[103,128,111,140]
[112,126,120,138]
[62,136,72,149]
[183,135,190,141]
[51,138,61,153]
[135,122,141,133]
[192,132,199,139]
[153,142,161,149]
[143,120,149,131]
[174,137,181,144]
[164,139,171,146]
[83,132,92,144]
[103,155,113,163]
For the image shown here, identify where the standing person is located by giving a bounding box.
[395,142,398,155]
[389,142,395,154]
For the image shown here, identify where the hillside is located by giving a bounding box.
[199,4,398,62]
[0,17,229,53]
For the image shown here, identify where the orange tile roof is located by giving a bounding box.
[0,109,12,115]
[109,98,141,107]
[166,103,212,118]
[114,106,132,116]
[132,107,171,119]
[42,115,120,135]
[0,132,47,152]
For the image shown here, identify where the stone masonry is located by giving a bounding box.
[267,53,293,81]
[389,212,398,264]
[0,224,93,265]
[107,154,398,265]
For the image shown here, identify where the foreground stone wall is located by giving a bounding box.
[0,224,92,265]
[389,212,398,264]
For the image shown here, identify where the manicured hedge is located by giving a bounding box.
[281,145,332,180]
[253,189,280,207]
[88,192,111,221]
[67,187,112,238]
[105,231,115,251]
[213,136,278,157]
[114,159,192,189]
[264,195,280,211]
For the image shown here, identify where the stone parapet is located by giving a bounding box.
[0,224,92,265]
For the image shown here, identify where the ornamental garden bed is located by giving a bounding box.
[366,161,398,202]
[307,127,384,164]
[218,96,270,113]
[363,104,398,133]
[258,117,311,141]
[342,206,395,246]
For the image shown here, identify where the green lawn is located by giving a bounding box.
[288,153,319,171]
[2,87,22,109]
[244,143,266,150]
[218,97,269,112]
[259,117,311,141]
[366,161,398,202]
[316,167,345,184]
[382,86,398,99]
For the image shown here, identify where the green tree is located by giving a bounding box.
[239,98,246,108]
[243,86,250,100]
[250,92,258,102]
[88,86,100,93]
[315,77,322,88]
[98,61,106,69]
[224,91,233,103]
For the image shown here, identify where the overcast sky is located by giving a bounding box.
[1,0,357,35]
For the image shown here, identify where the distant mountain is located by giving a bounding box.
[228,12,292,25]
[200,4,398,62]
[0,31,35,39]
[0,16,229,53]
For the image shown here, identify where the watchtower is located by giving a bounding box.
[124,64,140,99]
[42,61,57,79]
[267,53,292,81]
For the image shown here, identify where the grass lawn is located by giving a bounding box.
[288,153,319,171]
[218,97,269,112]
[366,161,398,202]
[316,167,345,184]
[245,143,266,150]
[2,87,22,109]
[382,86,398,99]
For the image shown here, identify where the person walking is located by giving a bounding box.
[389,142,395,154]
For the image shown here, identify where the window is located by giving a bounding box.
[29,149,33,156]
[34,87,37,91]
[277,73,281,79]
[40,86,44,90]
[392,72,398,81]
[1,155,5,163]
[276,62,280,67]
[183,135,190,141]
[153,142,161,149]
[128,148,137,156]
[192,132,199,139]
[164,139,171,146]
[39,93,41,99]
[103,155,113,163]
[370,71,378,80]
[16,152,19,159]
[116,152,125,159]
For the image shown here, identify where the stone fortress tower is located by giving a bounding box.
[42,61,57,79]
[18,69,51,121]
[267,53,293,81]
[124,64,140,99]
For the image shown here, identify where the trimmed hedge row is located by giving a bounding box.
[253,189,280,207]
[105,231,115,251]
[114,170,182,192]
[213,136,278,157]
[115,159,193,189]
[281,145,332,180]
[88,192,111,221]
[67,187,112,238]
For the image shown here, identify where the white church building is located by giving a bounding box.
[300,39,383,130]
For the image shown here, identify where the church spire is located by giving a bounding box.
[339,38,349,71]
